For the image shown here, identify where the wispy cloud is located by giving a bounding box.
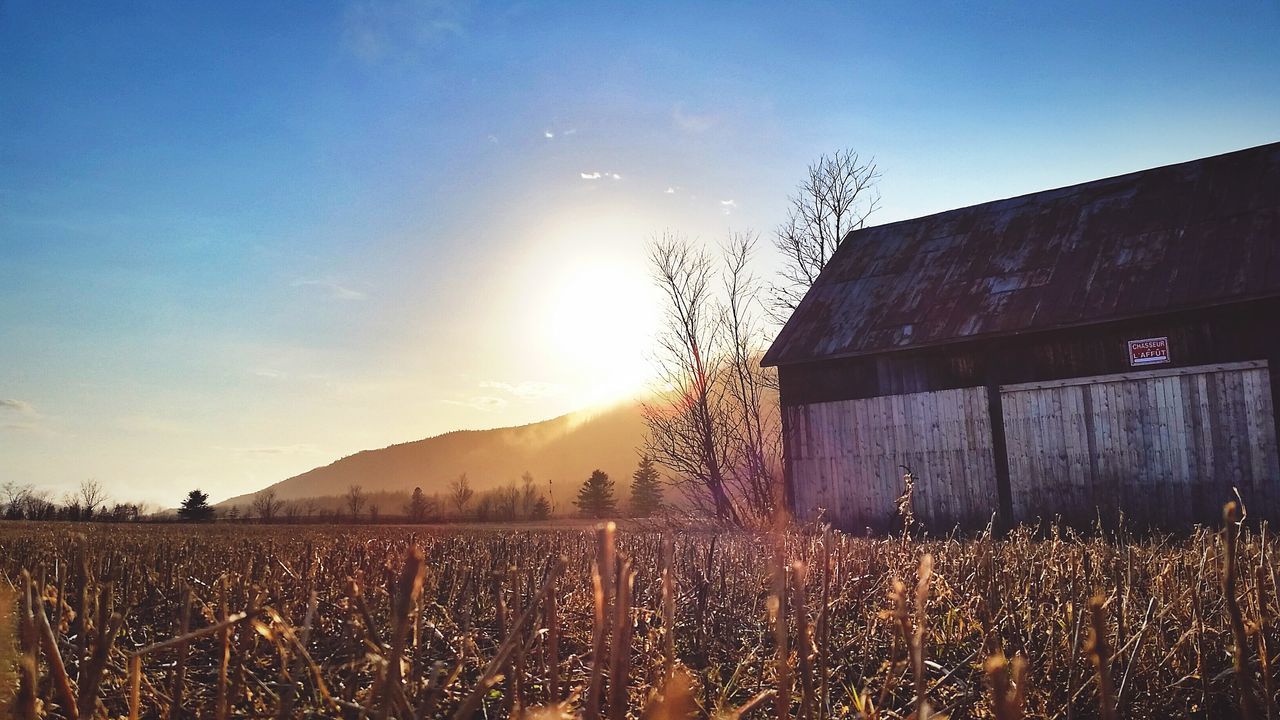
[1,399,51,434]
[544,130,555,139]
[672,103,718,133]
[664,186,678,194]
[479,380,562,400]
[580,171,601,180]
[291,279,366,301]
[0,399,34,414]
[580,171,622,181]
[563,128,578,136]
[342,0,469,64]
[444,396,508,411]
[444,378,560,412]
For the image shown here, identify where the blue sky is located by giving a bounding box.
[2,0,1277,506]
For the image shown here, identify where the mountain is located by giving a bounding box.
[215,401,648,510]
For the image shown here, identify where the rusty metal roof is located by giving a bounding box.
[763,142,1280,367]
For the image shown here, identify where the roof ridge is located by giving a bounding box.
[763,141,1280,367]
[849,140,1280,240]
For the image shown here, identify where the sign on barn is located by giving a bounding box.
[763,142,1280,532]
[1127,337,1170,366]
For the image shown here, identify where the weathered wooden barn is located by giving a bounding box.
[762,142,1280,531]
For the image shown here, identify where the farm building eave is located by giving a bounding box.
[767,292,1280,369]
[762,141,1280,368]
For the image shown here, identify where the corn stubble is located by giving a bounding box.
[0,506,1278,719]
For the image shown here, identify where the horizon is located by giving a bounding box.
[3,0,1279,507]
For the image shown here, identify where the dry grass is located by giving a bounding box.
[0,580,19,715]
[0,511,1276,718]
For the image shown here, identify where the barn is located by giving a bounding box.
[762,142,1280,532]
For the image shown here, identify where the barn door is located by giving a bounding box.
[1000,361,1280,528]
[784,386,1000,532]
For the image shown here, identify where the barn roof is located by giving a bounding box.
[762,142,1280,367]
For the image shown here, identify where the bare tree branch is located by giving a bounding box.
[345,484,366,522]
[79,478,108,515]
[251,489,284,523]
[721,233,784,521]
[642,232,782,526]
[771,149,881,318]
[643,232,742,525]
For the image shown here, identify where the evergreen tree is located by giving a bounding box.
[629,457,664,517]
[404,486,431,522]
[531,495,551,520]
[178,489,214,522]
[574,469,617,518]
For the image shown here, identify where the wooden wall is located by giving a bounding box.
[1001,361,1279,528]
[785,362,1280,531]
[778,297,1280,530]
[784,387,999,532]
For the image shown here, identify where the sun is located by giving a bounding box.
[542,259,659,405]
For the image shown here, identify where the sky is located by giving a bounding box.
[2,1,1278,507]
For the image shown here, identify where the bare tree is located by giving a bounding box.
[252,489,284,523]
[25,489,54,520]
[2,481,32,519]
[345,484,366,522]
[721,233,784,519]
[643,232,740,525]
[643,232,785,527]
[519,471,539,518]
[473,494,494,522]
[495,483,520,521]
[79,478,109,517]
[772,148,881,317]
[450,473,474,516]
[283,502,302,524]
[60,492,83,520]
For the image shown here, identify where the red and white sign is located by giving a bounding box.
[1128,337,1170,366]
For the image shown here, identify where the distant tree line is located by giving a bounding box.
[208,459,666,525]
[206,485,442,524]
[2,479,146,522]
[4,460,668,526]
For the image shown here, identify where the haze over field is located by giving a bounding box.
[2,2,1278,508]
[216,401,646,510]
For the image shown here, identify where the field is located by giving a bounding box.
[1,511,1277,719]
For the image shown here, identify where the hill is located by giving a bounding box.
[215,401,647,511]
